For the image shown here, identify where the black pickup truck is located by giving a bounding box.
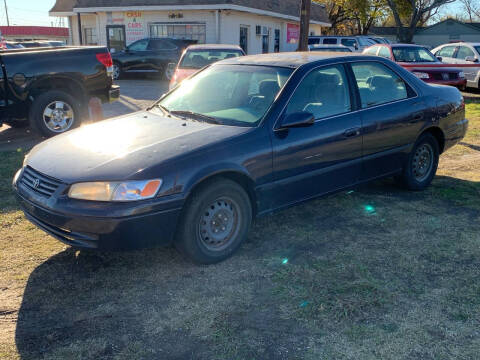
[0,46,119,137]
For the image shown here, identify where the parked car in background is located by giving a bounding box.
[308,44,352,53]
[369,37,391,44]
[0,46,119,137]
[13,52,467,264]
[432,42,480,89]
[308,35,376,52]
[2,42,25,49]
[169,44,245,89]
[17,41,52,48]
[111,37,197,80]
[363,43,467,89]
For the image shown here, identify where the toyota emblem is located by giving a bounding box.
[32,178,40,188]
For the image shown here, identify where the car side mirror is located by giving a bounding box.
[436,56,442,62]
[279,111,315,129]
[465,56,478,63]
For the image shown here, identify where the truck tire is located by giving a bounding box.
[29,90,83,137]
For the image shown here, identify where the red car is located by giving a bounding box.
[363,43,467,89]
[169,44,245,89]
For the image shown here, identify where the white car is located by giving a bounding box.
[307,36,376,52]
[432,42,480,89]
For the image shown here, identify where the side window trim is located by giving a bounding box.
[346,60,418,111]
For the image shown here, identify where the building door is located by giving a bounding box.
[262,32,269,54]
[239,26,248,54]
[106,25,126,54]
[274,29,280,52]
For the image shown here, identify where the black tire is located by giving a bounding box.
[396,133,439,191]
[175,178,252,264]
[29,90,83,138]
[5,119,29,128]
[112,62,122,80]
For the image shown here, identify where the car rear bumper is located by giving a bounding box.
[15,191,182,251]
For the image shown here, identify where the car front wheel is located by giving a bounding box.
[397,132,439,190]
[175,178,252,264]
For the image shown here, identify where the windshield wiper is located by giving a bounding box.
[155,104,172,115]
[170,110,221,124]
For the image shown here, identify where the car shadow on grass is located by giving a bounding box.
[14,176,480,360]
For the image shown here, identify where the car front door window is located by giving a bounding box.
[285,65,351,120]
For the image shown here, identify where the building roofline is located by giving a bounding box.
[66,4,331,26]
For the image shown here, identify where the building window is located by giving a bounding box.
[149,23,206,43]
[84,27,97,45]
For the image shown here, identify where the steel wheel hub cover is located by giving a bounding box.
[412,143,433,181]
[198,198,240,251]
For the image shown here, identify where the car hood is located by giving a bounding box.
[25,111,251,183]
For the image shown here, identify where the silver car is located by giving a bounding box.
[432,42,480,89]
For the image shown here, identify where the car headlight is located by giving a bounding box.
[459,71,465,78]
[412,71,430,79]
[68,179,162,201]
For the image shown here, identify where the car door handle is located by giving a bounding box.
[343,127,361,138]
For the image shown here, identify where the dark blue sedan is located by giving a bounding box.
[13,52,468,264]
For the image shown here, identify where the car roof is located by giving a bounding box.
[186,44,243,50]
[310,44,348,48]
[219,51,370,68]
[390,43,428,48]
[443,42,480,46]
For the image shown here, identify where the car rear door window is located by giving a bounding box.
[149,39,177,50]
[286,65,351,120]
[128,39,149,51]
[341,38,356,48]
[455,46,475,60]
[351,62,408,108]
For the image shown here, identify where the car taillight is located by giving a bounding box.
[96,52,113,68]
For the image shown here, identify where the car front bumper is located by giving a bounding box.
[15,186,182,251]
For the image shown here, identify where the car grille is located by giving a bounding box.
[20,166,62,198]
[432,72,458,81]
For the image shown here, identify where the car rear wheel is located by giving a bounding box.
[29,90,82,137]
[175,178,252,264]
[396,133,439,190]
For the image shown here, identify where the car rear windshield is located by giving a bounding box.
[157,64,293,127]
[392,47,437,62]
[179,49,244,69]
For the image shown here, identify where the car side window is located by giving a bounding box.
[128,39,149,51]
[285,65,351,120]
[341,38,356,48]
[436,46,456,58]
[351,62,408,108]
[378,46,391,58]
[323,38,337,45]
[456,46,475,59]
[149,39,177,50]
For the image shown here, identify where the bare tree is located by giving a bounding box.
[384,0,456,43]
[459,0,480,22]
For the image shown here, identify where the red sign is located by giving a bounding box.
[287,23,299,44]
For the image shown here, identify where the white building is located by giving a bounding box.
[50,0,330,54]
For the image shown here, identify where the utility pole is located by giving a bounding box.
[297,0,311,51]
[3,0,10,26]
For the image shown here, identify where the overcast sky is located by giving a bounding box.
[0,0,465,27]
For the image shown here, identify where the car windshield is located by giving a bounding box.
[179,49,244,69]
[392,47,437,62]
[156,64,293,127]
